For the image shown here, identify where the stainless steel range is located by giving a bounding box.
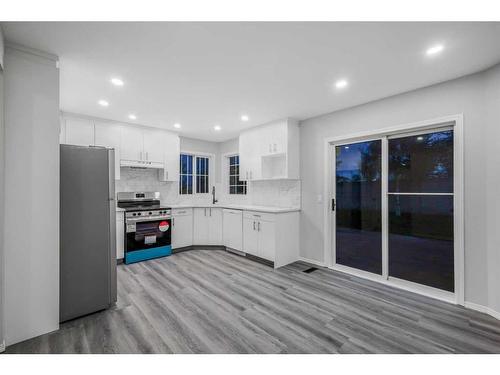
[117,192,172,264]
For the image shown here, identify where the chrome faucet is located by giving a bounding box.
[212,186,218,205]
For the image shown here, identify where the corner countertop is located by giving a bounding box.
[165,203,300,214]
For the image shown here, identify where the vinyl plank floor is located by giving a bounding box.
[6,249,500,354]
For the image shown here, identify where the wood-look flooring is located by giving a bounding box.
[6,250,500,354]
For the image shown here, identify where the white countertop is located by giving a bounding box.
[165,203,300,213]
[116,203,300,213]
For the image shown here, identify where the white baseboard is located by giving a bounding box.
[298,256,327,268]
[464,301,500,320]
[0,340,5,353]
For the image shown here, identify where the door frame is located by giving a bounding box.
[322,114,464,305]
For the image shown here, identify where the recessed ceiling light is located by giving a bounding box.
[110,77,124,86]
[98,100,109,107]
[241,115,249,122]
[417,136,424,141]
[426,44,444,56]
[174,123,181,129]
[128,114,137,120]
[335,79,348,89]
[214,125,222,131]
[344,146,350,149]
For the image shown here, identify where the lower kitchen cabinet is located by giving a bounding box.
[116,211,124,260]
[223,209,243,251]
[172,208,193,249]
[193,207,222,245]
[243,217,259,256]
[243,210,299,268]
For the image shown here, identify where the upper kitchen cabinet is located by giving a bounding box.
[95,121,122,180]
[120,126,179,172]
[61,116,94,146]
[239,118,299,180]
[160,132,180,182]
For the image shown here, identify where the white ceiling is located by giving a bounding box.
[2,22,500,141]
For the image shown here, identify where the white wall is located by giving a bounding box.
[299,63,500,311]
[3,44,60,345]
[0,26,5,351]
[484,64,500,315]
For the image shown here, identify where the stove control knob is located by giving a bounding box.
[138,213,141,216]
[149,212,152,215]
[133,213,136,216]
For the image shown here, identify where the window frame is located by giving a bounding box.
[179,151,214,196]
[323,114,464,306]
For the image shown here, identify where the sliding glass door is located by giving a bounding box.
[388,130,454,292]
[332,127,455,295]
[335,140,382,275]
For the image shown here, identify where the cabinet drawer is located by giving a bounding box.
[223,208,243,216]
[172,208,193,216]
[243,210,275,222]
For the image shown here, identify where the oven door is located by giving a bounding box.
[126,218,172,253]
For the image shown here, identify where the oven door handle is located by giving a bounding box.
[126,216,171,223]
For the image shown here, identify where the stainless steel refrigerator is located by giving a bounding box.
[60,145,117,322]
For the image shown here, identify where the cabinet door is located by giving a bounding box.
[172,213,193,249]
[120,126,143,162]
[116,212,124,260]
[269,120,287,154]
[95,122,122,179]
[143,128,166,164]
[239,132,251,181]
[193,208,209,245]
[64,117,94,146]
[243,217,259,256]
[162,133,180,181]
[249,130,262,180]
[208,208,223,245]
[258,220,275,261]
[223,210,243,250]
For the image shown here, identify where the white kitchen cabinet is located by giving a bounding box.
[223,209,243,251]
[242,217,259,256]
[242,210,299,267]
[193,207,210,245]
[193,207,223,246]
[239,118,299,180]
[207,208,223,245]
[143,128,167,164]
[95,121,121,180]
[120,125,179,171]
[172,208,193,249]
[116,211,124,260]
[160,133,180,182]
[258,219,276,261]
[239,128,261,181]
[120,126,144,163]
[63,117,94,146]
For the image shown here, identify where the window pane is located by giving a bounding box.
[187,175,193,194]
[389,130,453,193]
[187,155,193,174]
[336,140,382,275]
[389,195,454,292]
[228,155,246,195]
[197,176,208,194]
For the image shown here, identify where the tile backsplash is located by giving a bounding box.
[116,167,301,208]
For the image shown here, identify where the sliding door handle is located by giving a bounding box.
[331,198,336,211]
